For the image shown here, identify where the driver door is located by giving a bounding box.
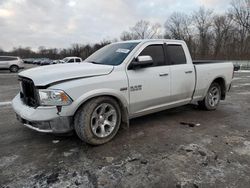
[126,44,171,116]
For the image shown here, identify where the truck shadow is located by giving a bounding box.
[32,103,202,149]
[129,104,200,125]
[32,103,201,145]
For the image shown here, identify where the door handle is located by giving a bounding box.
[185,71,193,74]
[159,73,169,77]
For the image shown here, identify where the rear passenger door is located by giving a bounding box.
[165,44,195,102]
[127,43,171,115]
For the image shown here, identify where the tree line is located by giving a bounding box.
[0,0,249,60]
[0,41,111,60]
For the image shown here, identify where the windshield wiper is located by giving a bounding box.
[86,61,112,66]
[87,61,101,64]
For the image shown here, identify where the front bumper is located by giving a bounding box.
[12,94,73,133]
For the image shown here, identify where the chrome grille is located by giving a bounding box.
[19,77,39,107]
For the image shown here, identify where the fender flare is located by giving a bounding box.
[203,76,226,99]
[70,89,130,128]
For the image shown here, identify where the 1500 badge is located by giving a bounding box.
[130,85,142,92]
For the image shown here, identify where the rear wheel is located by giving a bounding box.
[198,82,221,110]
[74,97,121,145]
[9,65,19,73]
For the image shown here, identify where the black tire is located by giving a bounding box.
[74,96,121,145]
[198,82,221,111]
[9,65,19,73]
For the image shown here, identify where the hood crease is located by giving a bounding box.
[19,63,114,86]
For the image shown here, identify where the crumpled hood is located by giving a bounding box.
[19,62,114,86]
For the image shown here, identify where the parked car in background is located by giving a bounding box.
[233,64,240,71]
[34,58,50,65]
[53,60,64,64]
[40,59,53,66]
[0,56,24,72]
[23,58,35,64]
[62,57,82,63]
[33,59,42,65]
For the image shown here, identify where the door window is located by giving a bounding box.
[139,45,165,66]
[0,57,17,61]
[166,45,186,65]
[75,58,81,62]
[68,58,75,63]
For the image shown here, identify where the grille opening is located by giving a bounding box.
[19,77,39,107]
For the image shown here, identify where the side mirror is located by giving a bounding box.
[129,55,153,69]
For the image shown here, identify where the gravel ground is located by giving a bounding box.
[0,69,250,188]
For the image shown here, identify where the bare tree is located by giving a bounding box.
[80,44,92,59]
[38,46,46,57]
[193,7,213,58]
[71,43,83,57]
[212,14,234,58]
[230,0,250,57]
[120,31,135,41]
[165,12,192,40]
[120,20,162,40]
[164,12,197,57]
[231,0,250,30]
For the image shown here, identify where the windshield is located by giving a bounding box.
[85,42,139,66]
[62,58,69,62]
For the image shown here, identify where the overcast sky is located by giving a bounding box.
[0,0,231,51]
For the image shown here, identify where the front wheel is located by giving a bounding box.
[74,97,121,145]
[198,82,221,110]
[9,65,19,73]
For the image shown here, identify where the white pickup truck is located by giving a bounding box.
[62,57,82,63]
[12,39,233,145]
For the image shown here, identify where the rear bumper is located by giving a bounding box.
[12,94,73,133]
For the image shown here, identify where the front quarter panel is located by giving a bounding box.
[49,68,129,116]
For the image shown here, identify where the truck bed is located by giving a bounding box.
[193,60,230,64]
[192,61,233,102]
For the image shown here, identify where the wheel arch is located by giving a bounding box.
[209,77,226,100]
[9,64,19,69]
[72,91,129,128]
